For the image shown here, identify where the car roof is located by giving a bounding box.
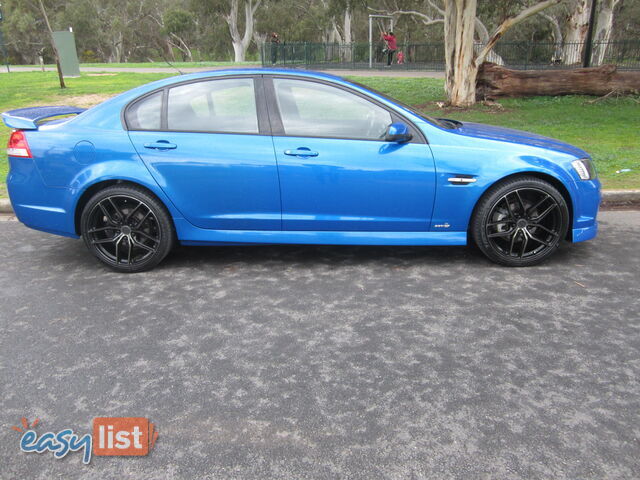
[108,69,353,104]
[173,68,348,83]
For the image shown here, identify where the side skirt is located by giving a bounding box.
[174,219,467,247]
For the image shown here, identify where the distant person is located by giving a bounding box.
[270,32,280,65]
[381,31,397,67]
[397,50,404,64]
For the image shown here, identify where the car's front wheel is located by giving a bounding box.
[471,176,570,267]
[80,185,175,272]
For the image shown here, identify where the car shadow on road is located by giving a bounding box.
[156,242,586,271]
[25,227,592,273]
[160,243,476,268]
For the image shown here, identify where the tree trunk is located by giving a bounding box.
[165,39,176,62]
[562,0,590,64]
[474,18,504,65]
[443,0,563,107]
[328,21,341,43]
[541,13,563,62]
[342,6,352,62]
[444,0,478,107]
[592,0,620,66]
[225,0,261,63]
[343,6,352,44]
[113,32,123,63]
[37,0,65,89]
[476,62,640,99]
[231,41,245,62]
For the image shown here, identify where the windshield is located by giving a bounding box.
[347,79,458,130]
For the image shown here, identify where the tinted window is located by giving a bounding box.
[167,78,258,134]
[126,91,162,130]
[273,79,392,140]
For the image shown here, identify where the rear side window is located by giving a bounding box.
[125,91,162,130]
[167,78,258,134]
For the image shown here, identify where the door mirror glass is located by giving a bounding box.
[385,122,412,143]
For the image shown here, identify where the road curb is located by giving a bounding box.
[600,190,640,207]
[0,199,12,213]
[0,190,638,215]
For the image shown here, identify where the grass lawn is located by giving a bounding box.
[1,71,638,198]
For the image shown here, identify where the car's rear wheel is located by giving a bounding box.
[81,185,174,272]
[471,176,569,267]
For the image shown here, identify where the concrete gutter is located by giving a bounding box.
[1,190,638,215]
[600,190,640,207]
[0,198,11,213]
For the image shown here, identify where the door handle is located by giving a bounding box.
[284,147,319,157]
[144,141,177,150]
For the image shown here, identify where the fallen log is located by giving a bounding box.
[476,62,640,99]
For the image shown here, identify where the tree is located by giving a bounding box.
[225,0,263,62]
[326,0,352,44]
[370,1,507,75]
[37,0,65,88]
[0,0,46,64]
[370,0,566,105]
[562,0,590,64]
[442,0,477,106]
[592,0,621,65]
[540,11,564,61]
[325,0,368,61]
[444,0,565,106]
[162,9,196,61]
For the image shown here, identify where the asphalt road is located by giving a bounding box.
[1,211,639,479]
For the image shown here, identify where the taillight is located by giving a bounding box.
[7,130,33,158]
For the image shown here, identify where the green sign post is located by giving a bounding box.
[52,30,80,77]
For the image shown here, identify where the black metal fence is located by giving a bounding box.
[261,40,640,71]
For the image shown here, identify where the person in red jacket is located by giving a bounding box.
[381,31,397,66]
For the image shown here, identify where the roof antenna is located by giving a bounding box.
[155,48,184,75]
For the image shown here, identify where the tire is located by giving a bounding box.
[80,185,175,272]
[471,176,570,267]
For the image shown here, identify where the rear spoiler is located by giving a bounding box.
[2,106,87,130]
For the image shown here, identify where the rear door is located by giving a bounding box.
[127,75,281,231]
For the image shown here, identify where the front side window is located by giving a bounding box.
[167,78,259,134]
[273,79,392,140]
[126,91,162,130]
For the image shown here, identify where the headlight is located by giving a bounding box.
[571,158,597,180]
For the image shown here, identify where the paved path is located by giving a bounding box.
[1,211,639,479]
[1,65,444,78]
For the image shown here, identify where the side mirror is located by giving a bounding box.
[384,122,412,143]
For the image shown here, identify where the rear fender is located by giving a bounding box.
[70,161,185,228]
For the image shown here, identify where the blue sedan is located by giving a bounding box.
[3,69,600,272]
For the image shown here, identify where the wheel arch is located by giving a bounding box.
[74,179,174,236]
[468,171,574,242]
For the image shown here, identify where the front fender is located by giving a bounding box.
[426,136,581,233]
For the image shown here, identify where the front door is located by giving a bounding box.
[267,77,436,232]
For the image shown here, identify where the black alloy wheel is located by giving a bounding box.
[472,176,569,267]
[81,185,174,272]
